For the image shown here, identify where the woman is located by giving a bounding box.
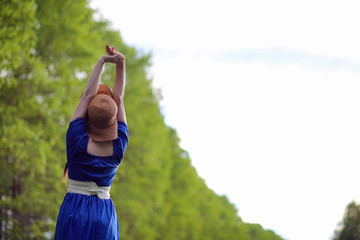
[55,45,128,240]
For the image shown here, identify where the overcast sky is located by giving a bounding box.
[90,1,360,239]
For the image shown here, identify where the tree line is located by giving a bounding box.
[0,0,285,239]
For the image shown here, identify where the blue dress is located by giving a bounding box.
[55,118,128,240]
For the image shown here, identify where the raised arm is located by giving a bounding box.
[71,54,122,121]
[106,45,127,123]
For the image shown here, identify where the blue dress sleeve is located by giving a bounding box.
[66,118,87,158]
[114,121,129,163]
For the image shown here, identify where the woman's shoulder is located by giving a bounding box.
[67,118,87,145]
[70,118,86,125]
[117,121,129,140]
[68,118,86,130]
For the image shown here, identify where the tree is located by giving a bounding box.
[0,0,106,238]
[334,201,360,240]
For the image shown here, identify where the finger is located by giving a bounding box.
[106,46,115,55]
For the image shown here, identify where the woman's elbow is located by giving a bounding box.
[113,95,124,104]
[81,92,96,101]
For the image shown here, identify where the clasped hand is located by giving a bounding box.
[102,45,125,64]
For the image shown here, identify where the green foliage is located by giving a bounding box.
[334,201,360,240]
[0,0,284,239]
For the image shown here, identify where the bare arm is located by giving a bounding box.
[106,45,127,123]
[71,54,122,121]
[114,60,126,123]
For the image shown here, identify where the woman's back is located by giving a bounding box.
[87,139,113,157]
[65,118,128,186]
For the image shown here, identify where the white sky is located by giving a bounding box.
[90,1,360,239]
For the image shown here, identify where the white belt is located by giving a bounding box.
[67,179,111,199]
